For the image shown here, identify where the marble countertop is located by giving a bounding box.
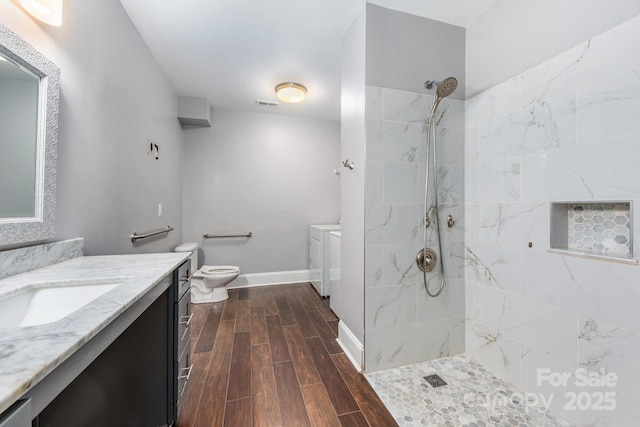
[0,252,190,414]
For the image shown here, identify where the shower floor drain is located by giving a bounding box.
[423,374,447,388]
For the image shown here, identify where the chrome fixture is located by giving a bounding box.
[447,215,455,228]
[416,248,437,273]
[418,76,458,298]
[424,80,437,90]
[203,232,253,239]
[342,159,355,170]
[426,77,458,116]
[424,77,458,96]
[131,225,174,242]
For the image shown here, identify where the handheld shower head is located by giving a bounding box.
[425,76,458,116]
[436,77,457,99]
[424,77,458,99]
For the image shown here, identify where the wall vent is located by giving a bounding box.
[256,100,279,107]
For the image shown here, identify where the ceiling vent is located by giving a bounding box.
[256,100,279,107]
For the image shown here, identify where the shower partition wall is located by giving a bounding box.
[363,85,465,372]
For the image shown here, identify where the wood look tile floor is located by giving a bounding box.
[177,283,398,427]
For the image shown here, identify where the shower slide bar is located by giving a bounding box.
[130,225,174,242]
[203,232,253,239]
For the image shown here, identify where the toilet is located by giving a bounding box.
[175,242,240,303]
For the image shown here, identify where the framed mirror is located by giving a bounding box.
[0,23,60,246]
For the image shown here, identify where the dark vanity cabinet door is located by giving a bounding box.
[34,261,192,427]
[36,288,171,427]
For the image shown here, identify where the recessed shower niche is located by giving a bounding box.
[550,202,633,261]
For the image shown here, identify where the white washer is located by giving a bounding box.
[309,224,340,297]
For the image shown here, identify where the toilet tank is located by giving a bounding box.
[175,242,199,273]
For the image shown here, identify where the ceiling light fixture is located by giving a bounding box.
[19,0,63,26]
[275,82,307,103]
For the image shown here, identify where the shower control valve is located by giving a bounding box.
[416,248,437,273]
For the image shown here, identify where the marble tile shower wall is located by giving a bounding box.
[364,85,465,372]
[465,16,640,426]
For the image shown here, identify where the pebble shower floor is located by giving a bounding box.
[366,354,572,426]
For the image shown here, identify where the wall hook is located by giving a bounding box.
[343,159,354,170]
[153,143,159,160]
[447,215,455,228]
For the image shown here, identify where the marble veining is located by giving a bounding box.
[0,252,190,414]
[366,119,420,164]
[480,93,576,163]
[466,15,640,425]
[578,317,640,401]
[365,83,465,372]
[577,66,640,143]
[522,41,590,105]
[465,244,521,293]
[0,238,84,281]
[480,203,547,248]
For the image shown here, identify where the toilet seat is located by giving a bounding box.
[199,265,239,275]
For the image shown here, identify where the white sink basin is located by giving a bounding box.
[0,277,128,328]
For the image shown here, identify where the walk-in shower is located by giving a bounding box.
[416,77,458,297]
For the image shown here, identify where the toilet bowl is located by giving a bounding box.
[174,242,240,303]
[191,265,239,303]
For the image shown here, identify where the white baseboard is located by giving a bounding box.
[227,269,311,289]
[336,320,364,373]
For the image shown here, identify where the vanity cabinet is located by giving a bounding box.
[31,261,191,427]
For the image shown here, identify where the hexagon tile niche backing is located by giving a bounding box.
[568,203,631,258]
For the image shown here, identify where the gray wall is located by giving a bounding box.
[183,109,340,274]
[0,78,38,217]
[366,4,465,100]
[466,0,640,97]
[0,1,184,255]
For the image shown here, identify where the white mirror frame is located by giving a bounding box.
[0,23,60,246]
